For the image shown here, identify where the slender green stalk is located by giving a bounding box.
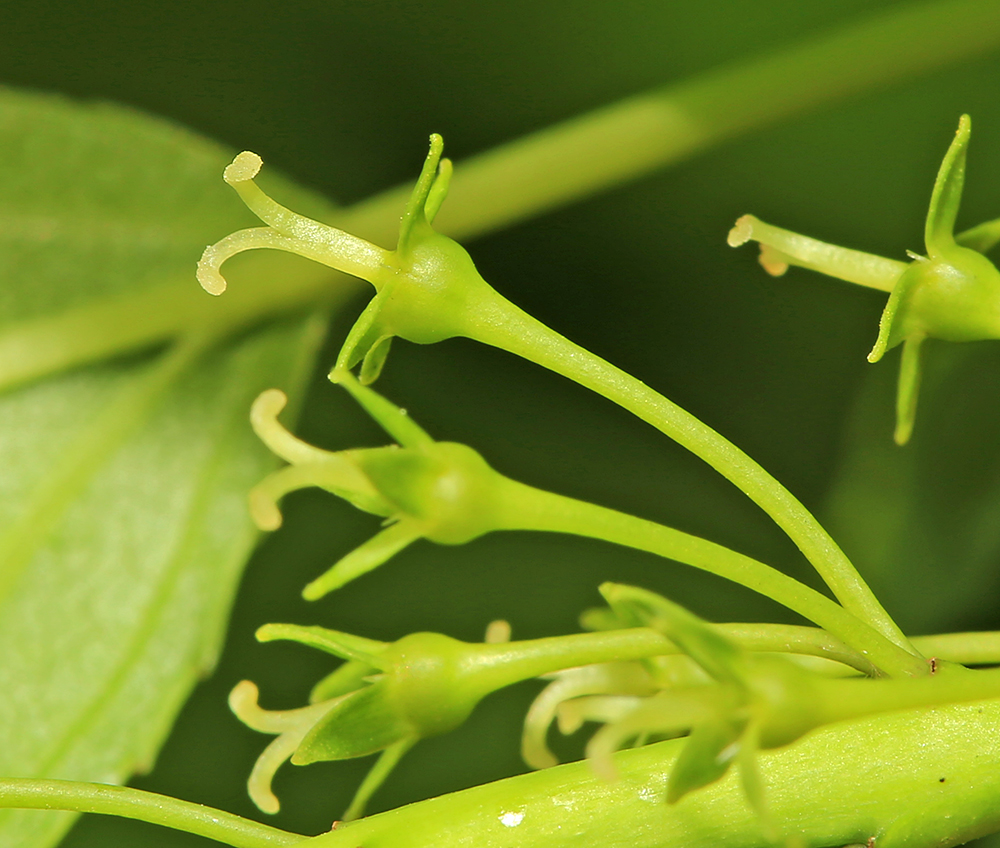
[0,779,305,848]
[487,477,922,677]
[816,664,1000,724]
[713,623,876,674]
[471,297,916,659]
[469,623,880,682]
[5,0,1000,392]
[727,215,905,291]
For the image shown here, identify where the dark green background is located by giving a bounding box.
[4,1,1000,844]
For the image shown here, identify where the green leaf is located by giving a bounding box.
[0,86,343,847]
[0,318,325,848]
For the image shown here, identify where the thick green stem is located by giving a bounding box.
[6,0,1000,392]
[303,699,1000,848]
[425,0,1000,240]
[470,296,916,661]
[7,701,1000,848]
[0,779,304,848]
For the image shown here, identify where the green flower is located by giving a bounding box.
[587,583,826,843]
[198,134,508,384]
[729,115,1000,444]
[247,369,523,599]
[231,616,677,820]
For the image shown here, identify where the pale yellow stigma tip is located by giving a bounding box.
[249,488,283,532]
[251,388,288,423]
[727,215,754,247]
[228,680,261,721]
[196,256,226,295]
[225,151,263,183]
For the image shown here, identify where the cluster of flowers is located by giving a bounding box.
[198,120,1000,840]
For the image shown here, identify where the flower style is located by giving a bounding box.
[729,115,1000,444]
[198,134,509,384]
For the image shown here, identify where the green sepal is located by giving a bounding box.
[868,262,916,362]
[334,293,394,385]
[599,583,748,686]
[925,114,969,257]
[397,134,447,254]
[293,683,413,763]
[578,606,630,632]
[256,623,389,668]
[302,520,424,600]
[424,156,453,224]
[360,336,394,385]
[310,660,377,703]
[956,216,1000,254]
[734,724,779,844]
[331,368,434,447]
[342,738,416,821]
[894,334,925,446]
[666,717,748,804]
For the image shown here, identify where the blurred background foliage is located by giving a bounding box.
[4,0,1000,844]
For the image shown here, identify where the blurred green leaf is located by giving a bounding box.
[0,85,341,392]
[0,86,340,847]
